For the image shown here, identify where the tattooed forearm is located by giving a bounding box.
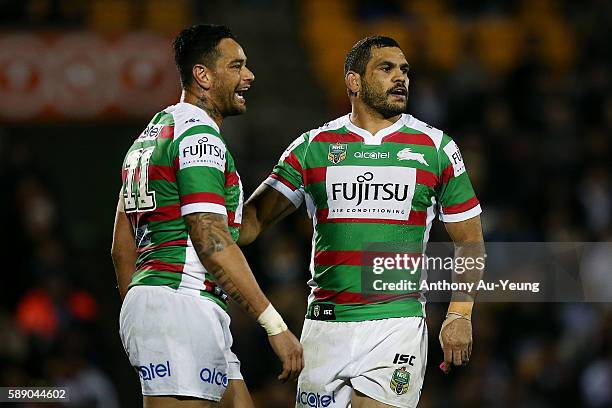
[185,213,234,257]
[184,212,269,319]
[202,261,255,315]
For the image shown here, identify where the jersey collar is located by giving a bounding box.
[176,102,221,134]
[344,113,410,145]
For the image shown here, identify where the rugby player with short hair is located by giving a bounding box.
[111,24,303,408]
[239,36,484,407]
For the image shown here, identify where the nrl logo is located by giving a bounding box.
[328,143,347,164]
[390,366,410,395]
[313,305,320,318]
[397,148,428,166]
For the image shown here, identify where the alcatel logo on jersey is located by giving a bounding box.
[326,166,416,221]
[179,133,226,171]
[397,148,429,166]
[199,367,228,388]
[354,151,390,160]
[140,124,164,140]
[138,361,171,380]
[296,388,336,407]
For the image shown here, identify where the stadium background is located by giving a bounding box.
[1,0,611,406]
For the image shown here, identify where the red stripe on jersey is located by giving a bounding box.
[225,171,239,187]
[313,288,420,304]
[180,192,225,206]
[227,211,241,227]
[314,250,422,266]
[442,196,479,214]
[139,259,183,273]
[137,239,188,253]
[284,152,303,175]
[304,167,326,186]
[382,132,434,146]
[269,173,298,191]
[440,164,454,185]
[144,203,181,223]
[312,131,363,143]
[159,125,175,139]
[416,168,438,188]
[314,250,363,266]
[316,209,426,226]
[173,157,180,172]
[149,165,176,182]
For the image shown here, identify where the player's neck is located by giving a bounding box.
[180,89,224,128]
[349,102,401,135]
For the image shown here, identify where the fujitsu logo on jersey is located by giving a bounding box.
[182,136,225,160]
[331,171,410,206]
[325,166,416,221]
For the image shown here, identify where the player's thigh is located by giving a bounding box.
[351,317,427,408]
[120,286,233,401]
[296,319,353,407]
[143,395,217,408]
[351,390,396,408]
[219,379,254,408]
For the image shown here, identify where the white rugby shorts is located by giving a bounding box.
[119,285,242,401]
[296,317,427,408]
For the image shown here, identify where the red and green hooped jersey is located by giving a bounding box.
[265,114,481,321]
[120,102,243,309]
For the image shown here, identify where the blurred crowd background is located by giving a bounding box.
[1,0,611,407]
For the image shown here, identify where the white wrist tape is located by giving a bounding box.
[257,304,288,336]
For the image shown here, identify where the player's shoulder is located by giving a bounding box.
[163,102,221,142]
[402,114,446,150]
[305,114,350,143]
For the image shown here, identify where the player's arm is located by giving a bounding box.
[445,215,484,316]
[111,191,136,300]
[238,134,308,246]
[238,183,298,246]
[438,215,485,374]
[185,212,303,381]
[436,134,484,372]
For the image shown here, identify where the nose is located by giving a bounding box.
[243,66,255,82]
[393,70,407,85]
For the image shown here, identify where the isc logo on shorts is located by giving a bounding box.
[138,361,171,380]
[200,367,228,388]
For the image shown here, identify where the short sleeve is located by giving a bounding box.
[174,131,228,216]
[264,134,308,207]
[437,134,482,222]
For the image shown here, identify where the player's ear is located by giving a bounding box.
[192,64,212,91]
[345,71,360,97]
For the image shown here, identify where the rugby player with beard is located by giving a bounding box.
[239,36,484,408]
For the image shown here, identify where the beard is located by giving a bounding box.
[361,79,408,118]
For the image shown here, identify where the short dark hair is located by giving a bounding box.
[344,36,400,76]
[173,24,236,88]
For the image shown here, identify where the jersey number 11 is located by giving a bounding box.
[123,146,156,212]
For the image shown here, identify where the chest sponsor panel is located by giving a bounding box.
[325,166,416,221]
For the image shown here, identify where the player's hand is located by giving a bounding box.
[268,329,304,383]
[439,313,472,373]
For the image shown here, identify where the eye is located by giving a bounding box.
[381,66,391,72]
